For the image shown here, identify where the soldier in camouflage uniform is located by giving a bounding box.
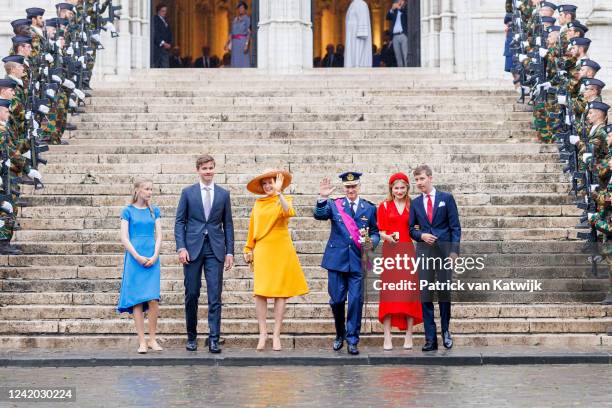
[0,98,21,255]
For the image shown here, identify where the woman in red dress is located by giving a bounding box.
[377,172,423,350]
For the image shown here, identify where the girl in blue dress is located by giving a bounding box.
[117,178,163,354]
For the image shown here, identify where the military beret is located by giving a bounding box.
[567,20,588,33]
[11,35,32,45]
[10,19,31,29]
[541,16,556,24]
[588,101,610,113]
[582,59,601,72]
[0,79,17,89]
[583,78,605,89]
[547,25,561,32]
[541,1,557,9]
[2,55,25,64]
[25,7,45,18]
[605,124,612,134]
[557,4,577,13]
[504,13,512,25]
[339,172,362,186]
[0,99,11,109]
[55,3,75,11]
[570,37,591,47]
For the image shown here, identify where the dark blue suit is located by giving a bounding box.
[175,183,234,342]
[409,189,461,343]
[314,197,380,345]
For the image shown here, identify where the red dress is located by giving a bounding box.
[377,200,423,330]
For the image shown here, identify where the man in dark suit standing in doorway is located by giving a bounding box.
[153,4,172,68]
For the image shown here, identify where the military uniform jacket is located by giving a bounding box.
[313,197,380,273]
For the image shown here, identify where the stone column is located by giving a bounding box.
[257,0,313,71]
[587,0,612,84]
[438,0,454,73]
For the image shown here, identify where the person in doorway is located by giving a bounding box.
[344,0,372,67]
[152,4,172,68]
[387,0,410,67]
[225,1,251,68]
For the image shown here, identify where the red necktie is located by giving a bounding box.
[426,194,433,223]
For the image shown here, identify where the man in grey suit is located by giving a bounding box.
[175,155,234,353]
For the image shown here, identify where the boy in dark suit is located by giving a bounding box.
[175,155,234,353]
[153,4,172,68]
[409,164,461,351]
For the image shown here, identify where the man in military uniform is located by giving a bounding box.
[0,98,21,255]
[314,172,380,355]
[25,8,46,58]
[573,78,604,137]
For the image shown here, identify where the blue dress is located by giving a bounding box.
[117,205,161,314]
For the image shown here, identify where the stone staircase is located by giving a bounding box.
[1,68,610,349]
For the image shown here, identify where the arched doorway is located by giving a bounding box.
[312,0,420,67]
[150,0,258,68]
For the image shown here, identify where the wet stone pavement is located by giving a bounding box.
[0,364,610,407]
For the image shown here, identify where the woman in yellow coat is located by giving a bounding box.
[244,169,309,351]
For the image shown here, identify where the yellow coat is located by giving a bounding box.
[244,195,309,298]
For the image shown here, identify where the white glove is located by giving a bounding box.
[587,213,595,222]
[68,98,78,108]
[73,88,86,101]
[52,74,62,84]
[557,95,567,105]
[1,201,13,214]
[522,40,529,48]
[91,33,101,44]
[569,135,580,145]
[63,79,76,90]
[582,153,592,162]
[540,81,552,90]
[536,37,542,47]
[23,150,31,159]
[46,88,56,99]
[558,70,567,77]
[45,53,54,63]
[565,115,571,126]
[86,16,92,24]
[25,111,32,120]
[0,220,4,229]
[35,81,40,91]
[590,184,599,192]
[104,22,116,32]
[43,67,49,76]
[28,169,42,180]
[38,104,50,115]
[78,56,86,64]
[81,32,88,42]
[539,47,548,58]
[514,33,520,41]
[66,46,74,56]
[519,54,528,63]
[32,120,39,130]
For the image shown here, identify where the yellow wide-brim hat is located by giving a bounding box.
[246,169,292,195]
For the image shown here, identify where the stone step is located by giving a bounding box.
[69,120,533,131]
[0,304,607,320]
[1,278,605,295]
[1,317,609,335]
[71,112,531,123]
[84,103,530,114]
[0,264,601,280]
[0,290,605,306]
[2,333,608,349]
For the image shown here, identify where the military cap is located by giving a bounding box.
[588,101,610,113]
[504,13,512,25]
[541,16,556,24]
[0,99,11,109]
[25,8,45,18]
[2,55,25,64]
[547,25,561,32]
[11,35,32,45]
[583,78,606,89]
[339,172,362,186]
[55,3,75,11]
[582,59,601,72]
[46,18,61,28]
[567,20,588,33]
[541,1,557,9]
[10,19,31,29]
[570,37,591,47]
[0,79,18,89]
[605,124,612,134]
[557,4,577,13]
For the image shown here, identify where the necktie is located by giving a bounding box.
[203,187,212,220]
[426,194,433,224]
[350,201,356,217]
